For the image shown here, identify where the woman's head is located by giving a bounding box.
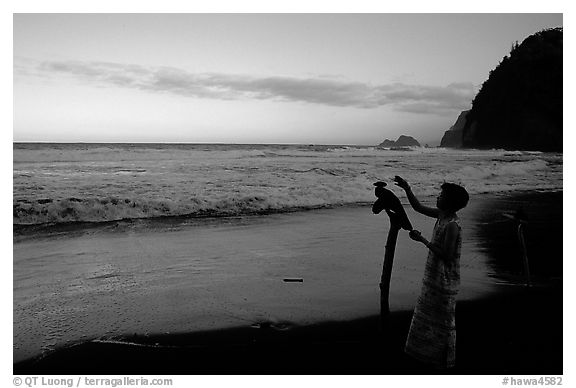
[437,183,469,212]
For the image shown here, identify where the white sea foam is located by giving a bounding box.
[13,144,562,226]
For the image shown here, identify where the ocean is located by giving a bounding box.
[13,143,562,228]
[13,143,563,363]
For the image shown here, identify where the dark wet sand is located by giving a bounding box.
[14,191,563,375]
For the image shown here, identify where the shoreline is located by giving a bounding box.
[13,188,561,244]
[14,190,563,374]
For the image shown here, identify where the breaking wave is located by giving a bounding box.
[13,144,562,227]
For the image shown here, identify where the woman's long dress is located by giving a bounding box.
[404,215,462,368]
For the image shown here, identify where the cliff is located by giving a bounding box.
[461,27,562,152]
[440,110,470,148]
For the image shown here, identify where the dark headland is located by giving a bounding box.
[441,27,562,152]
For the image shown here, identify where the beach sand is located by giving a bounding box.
[14,284,562,375]
[14,191,562,374]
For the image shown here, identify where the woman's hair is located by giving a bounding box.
[440,183,469,211]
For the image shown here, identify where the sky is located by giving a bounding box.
[13,13,563,145]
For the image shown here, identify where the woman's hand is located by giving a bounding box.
[409,230,427,244]
[394,176,410,191]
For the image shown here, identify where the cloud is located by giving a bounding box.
[19,59,476,115]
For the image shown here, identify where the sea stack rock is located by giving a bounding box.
[440,110,470,148]
[378,139,396,148]
[395,135,421,147]
[461,27,562,152]
[378,135,421,148]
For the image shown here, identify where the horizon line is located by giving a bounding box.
[12,140,391,147]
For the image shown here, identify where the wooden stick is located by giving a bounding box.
[380,222,401,319]
[518,224,531,287]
